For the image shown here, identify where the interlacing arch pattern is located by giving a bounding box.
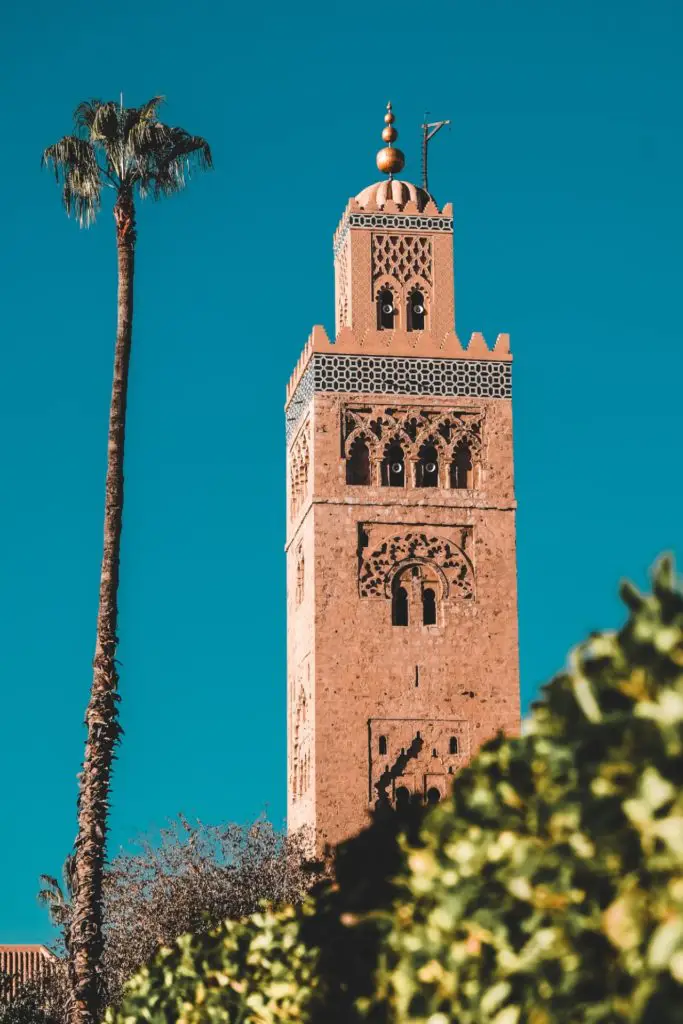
[343,405,482,487]
[359,529,475,602]
[290,422,310,520]
[371,234,432,285]
[291,661,312,801]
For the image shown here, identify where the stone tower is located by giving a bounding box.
[285,104,520,850]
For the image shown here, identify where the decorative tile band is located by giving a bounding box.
[334,213,453,256]
[286,354,511,444]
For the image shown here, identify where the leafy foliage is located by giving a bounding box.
[21,819,317,1024]
[375,555,683,1023]
[106,803,423,1024]
[109,557,683,1024]
[0,968,69,1024]
[102,818,319,1006]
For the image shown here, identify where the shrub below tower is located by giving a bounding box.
[108,558,683,1024]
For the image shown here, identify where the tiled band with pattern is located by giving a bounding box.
[285,354,512,443]
[334,213,453,256]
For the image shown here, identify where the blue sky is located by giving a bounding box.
[1,0,682,941]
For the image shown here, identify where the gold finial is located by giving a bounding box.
[376,101,405,178]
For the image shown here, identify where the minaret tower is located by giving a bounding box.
[285,104,520,849]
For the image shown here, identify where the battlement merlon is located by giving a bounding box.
[285,327,512,407]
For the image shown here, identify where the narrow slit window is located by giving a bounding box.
[382,442,405,487]
[407,289,426,331]
[416,443,438,488]
[449,736,459,755]
[392,585,409,626]
[346,438,371,485]
[450,442,473,489]
[423,588,437,626]
[378,735,387,755]
[377,288,395,331]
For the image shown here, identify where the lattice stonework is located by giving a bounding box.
[359,526,475,601]
[372,234,432,285]
[335,240,351,332]
[284,356,512,444]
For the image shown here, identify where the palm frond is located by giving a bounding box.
[89,102,121,145]
[38,874,62,893]
[73,99,106,136]
[42,134,102,226]
[126,96,165,136]
[144,128,213,198]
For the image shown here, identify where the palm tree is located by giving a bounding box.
[37,855,75,959]
[43,98,212,1024]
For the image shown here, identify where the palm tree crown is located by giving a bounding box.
[42,97,212,226]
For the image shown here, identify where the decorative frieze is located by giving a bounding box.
[285,354,511,444]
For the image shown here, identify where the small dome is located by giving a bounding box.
[355,179,434,212]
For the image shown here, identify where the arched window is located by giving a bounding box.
[378,735,387,755]
[377,287,396,331]
[392,584,409,627]
[407,289,426,331]
[382,442,405,487]
[416,443,439,488]
[426,787,441,805]
[395,785,411,810]
[346,438,371,485]
[450,441,473,489]
[449,736,459,755]
[423,587,437,626]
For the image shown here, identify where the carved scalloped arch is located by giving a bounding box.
[359,531,474,601]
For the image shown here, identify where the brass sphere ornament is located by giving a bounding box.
[376,101,405,177]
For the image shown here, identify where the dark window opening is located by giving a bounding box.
[377,288,395,331]
[378,735,387,756]
[423,588,437,626]
[382,442,405,487]
[432,747,438,758]
[395,785,411,810]
[407,290,426,331]
[416,443,438,488]
[426,787,441,805]
[450,443,473,489]
[449,736,459,755]
[392,585,409,627]
[346,438,371,485]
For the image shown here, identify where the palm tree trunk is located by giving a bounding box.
[69,193,136,1024]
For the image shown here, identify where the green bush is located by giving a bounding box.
[110,558,683,1024]
[107,802,423,1024]
[374,556,683,1023]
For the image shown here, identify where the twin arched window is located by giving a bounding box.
[377,287,428,331]
[392,574,439,627]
